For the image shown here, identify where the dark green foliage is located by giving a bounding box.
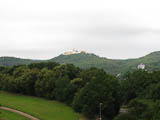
[146,82,160,100]
[8,65,27,75]
[119,69,160,120]
[128,99,160,120]
[16,69,39,95]
[12,65,28,78]
[0,74,15,92]
[0,66,10,74]
[55,75,70,102]
[65,78,83,104]
[35,68,56,99]
[28,62,59,70]
[72,73,121,119]
[79,67,106,86]
[128,99,152,119]
[53,64,81,79]
[53,64,81,104]
[113,113,137,120]
[120,70,156,103]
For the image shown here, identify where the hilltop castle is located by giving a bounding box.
[63,49,86,55]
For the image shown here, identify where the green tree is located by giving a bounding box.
[72,73,121,119]
[120,70,153,103]
[35,68,56,99]
[54,64,81,80]
[15,69,40,95]
[79,67,106,87]
[28,62,59,70]
[55,75,71,102]
[62,78,83,105]
[127,98,160,120]
[0,74,15,92]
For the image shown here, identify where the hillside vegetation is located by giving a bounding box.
[51,51,160,74]
[0,51,160,74]
[0,57,39,67]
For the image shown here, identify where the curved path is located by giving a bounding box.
[0,106,40,120]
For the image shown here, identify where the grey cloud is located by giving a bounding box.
[0,0,160,59]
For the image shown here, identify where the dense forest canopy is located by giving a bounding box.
[0,62,160,120]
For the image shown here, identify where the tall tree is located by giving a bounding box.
[73,73,121,119]
[35,68,56,99]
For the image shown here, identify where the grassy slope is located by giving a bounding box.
[0,91,85,120]
[0,109,30,120]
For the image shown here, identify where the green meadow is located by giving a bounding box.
[0,91,86,120]
[0,109,30,120]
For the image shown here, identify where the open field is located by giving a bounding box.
[0,91,85,120]
[0,109,30,120]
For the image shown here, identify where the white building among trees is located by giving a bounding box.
[137,63,145,69]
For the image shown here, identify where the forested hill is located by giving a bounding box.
[0,57,40,66]
[49,53,123,74]
[0,51,160,74]
[50,51,160,74]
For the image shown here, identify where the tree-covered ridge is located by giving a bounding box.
[51,51,160,74]
[50,53,123,74]
[0,57,40,67]
[0,51,160,74]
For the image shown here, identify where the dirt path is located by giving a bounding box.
[0,106,40,120]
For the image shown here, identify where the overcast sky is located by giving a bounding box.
[0,0,160,59]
